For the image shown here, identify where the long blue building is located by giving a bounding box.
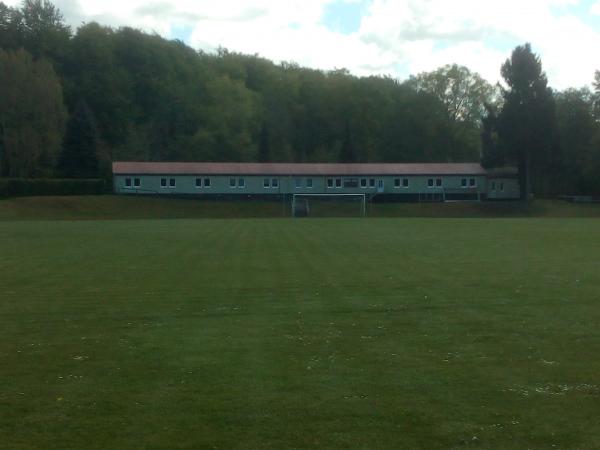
[112,162,520,201]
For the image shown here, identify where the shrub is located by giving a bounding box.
[0,178,106,198]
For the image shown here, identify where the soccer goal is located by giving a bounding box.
[291,193,367,218]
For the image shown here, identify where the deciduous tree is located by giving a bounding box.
[0,48,67,177]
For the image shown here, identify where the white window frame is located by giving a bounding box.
[169,178,176,188]
[272,178,279,189]
[295,178,302,189]
[369,178,375,188]
[491,181,496,191]
[461,178,468,188]
[360,178,367,188]
[133,178,141,188]
[125,177,132,188]
[436,178,442,187]
[160,178,167,188]
[469,178,476,188]
[327,178,334,189]
[427,178,434,188]
[403,178,410,188]
[263,178,270,188]
[229,178,237,188]
[204,178,211,188]
[238,178,246,189]
[306,178,313,189]
[394,178,401,189]
[195,177,203,188]
[335,178,342,189]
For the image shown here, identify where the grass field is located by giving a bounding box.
[2,205,600,448]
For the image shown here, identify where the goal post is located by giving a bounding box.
[291,193,367,218]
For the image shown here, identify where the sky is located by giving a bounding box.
[6,0,600,89]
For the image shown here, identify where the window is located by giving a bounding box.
[169,178,176,188]
[500,182,504,192]
[230,178,236,188]
[204,178,211,188]
[196,178,202,188]
[335,178,342,188]
[295,178,302,189]
[428,178,434,188]
[327,178,334,188]
[263,178,270,188]
[125,178,132,187]
[161,178,167,188]
[344,178,358,188]
[461,178,467,188]
[238,178,245,188]
[134,178,141,187]
[491,182,496,191]
[272,178,279,188]
[436,178,442,187]
[306,178,313,188]
[469,178,476,187]
[394,178,401,188]
[403,178,409,188]
[360,178,367,188]
[369,178,375,188]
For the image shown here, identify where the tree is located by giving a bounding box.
[407,64,499,161]
[0,2,24,49]
[339,119,356,163]
[0,48,67,177]
[408,64,498,125]
[481,103,503,168]
[593,70,600,121]
[257,121,271,162]
[19,0,70,61]
[497,44,557,200]
[58,101,100,178]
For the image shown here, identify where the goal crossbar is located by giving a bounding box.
[291,193,367,217]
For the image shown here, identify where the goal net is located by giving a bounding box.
[291,193,367,218]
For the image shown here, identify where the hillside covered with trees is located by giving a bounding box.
[1,0,600,198]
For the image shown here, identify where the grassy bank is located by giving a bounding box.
[1,195,600,220]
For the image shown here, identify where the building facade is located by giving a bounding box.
[112,162,520,201]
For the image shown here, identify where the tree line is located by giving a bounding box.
[1,0,599,198]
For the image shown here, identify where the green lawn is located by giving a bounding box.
[2,217,600,449]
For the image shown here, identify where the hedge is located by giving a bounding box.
[0,178,107,198]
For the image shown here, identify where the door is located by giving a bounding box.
[377,179,384,193]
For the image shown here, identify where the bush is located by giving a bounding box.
[0,178,107,198]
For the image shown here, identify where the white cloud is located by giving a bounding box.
[4,0,600,89]
[358,0,600,88]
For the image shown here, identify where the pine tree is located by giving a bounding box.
[497,44,556,200]
[58,101,100,178]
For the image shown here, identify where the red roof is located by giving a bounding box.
[113,162,487,176]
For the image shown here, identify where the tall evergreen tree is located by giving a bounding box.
[58,101,100,178]
[497,43,556,200]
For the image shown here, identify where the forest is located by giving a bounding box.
[1,0,600,198]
